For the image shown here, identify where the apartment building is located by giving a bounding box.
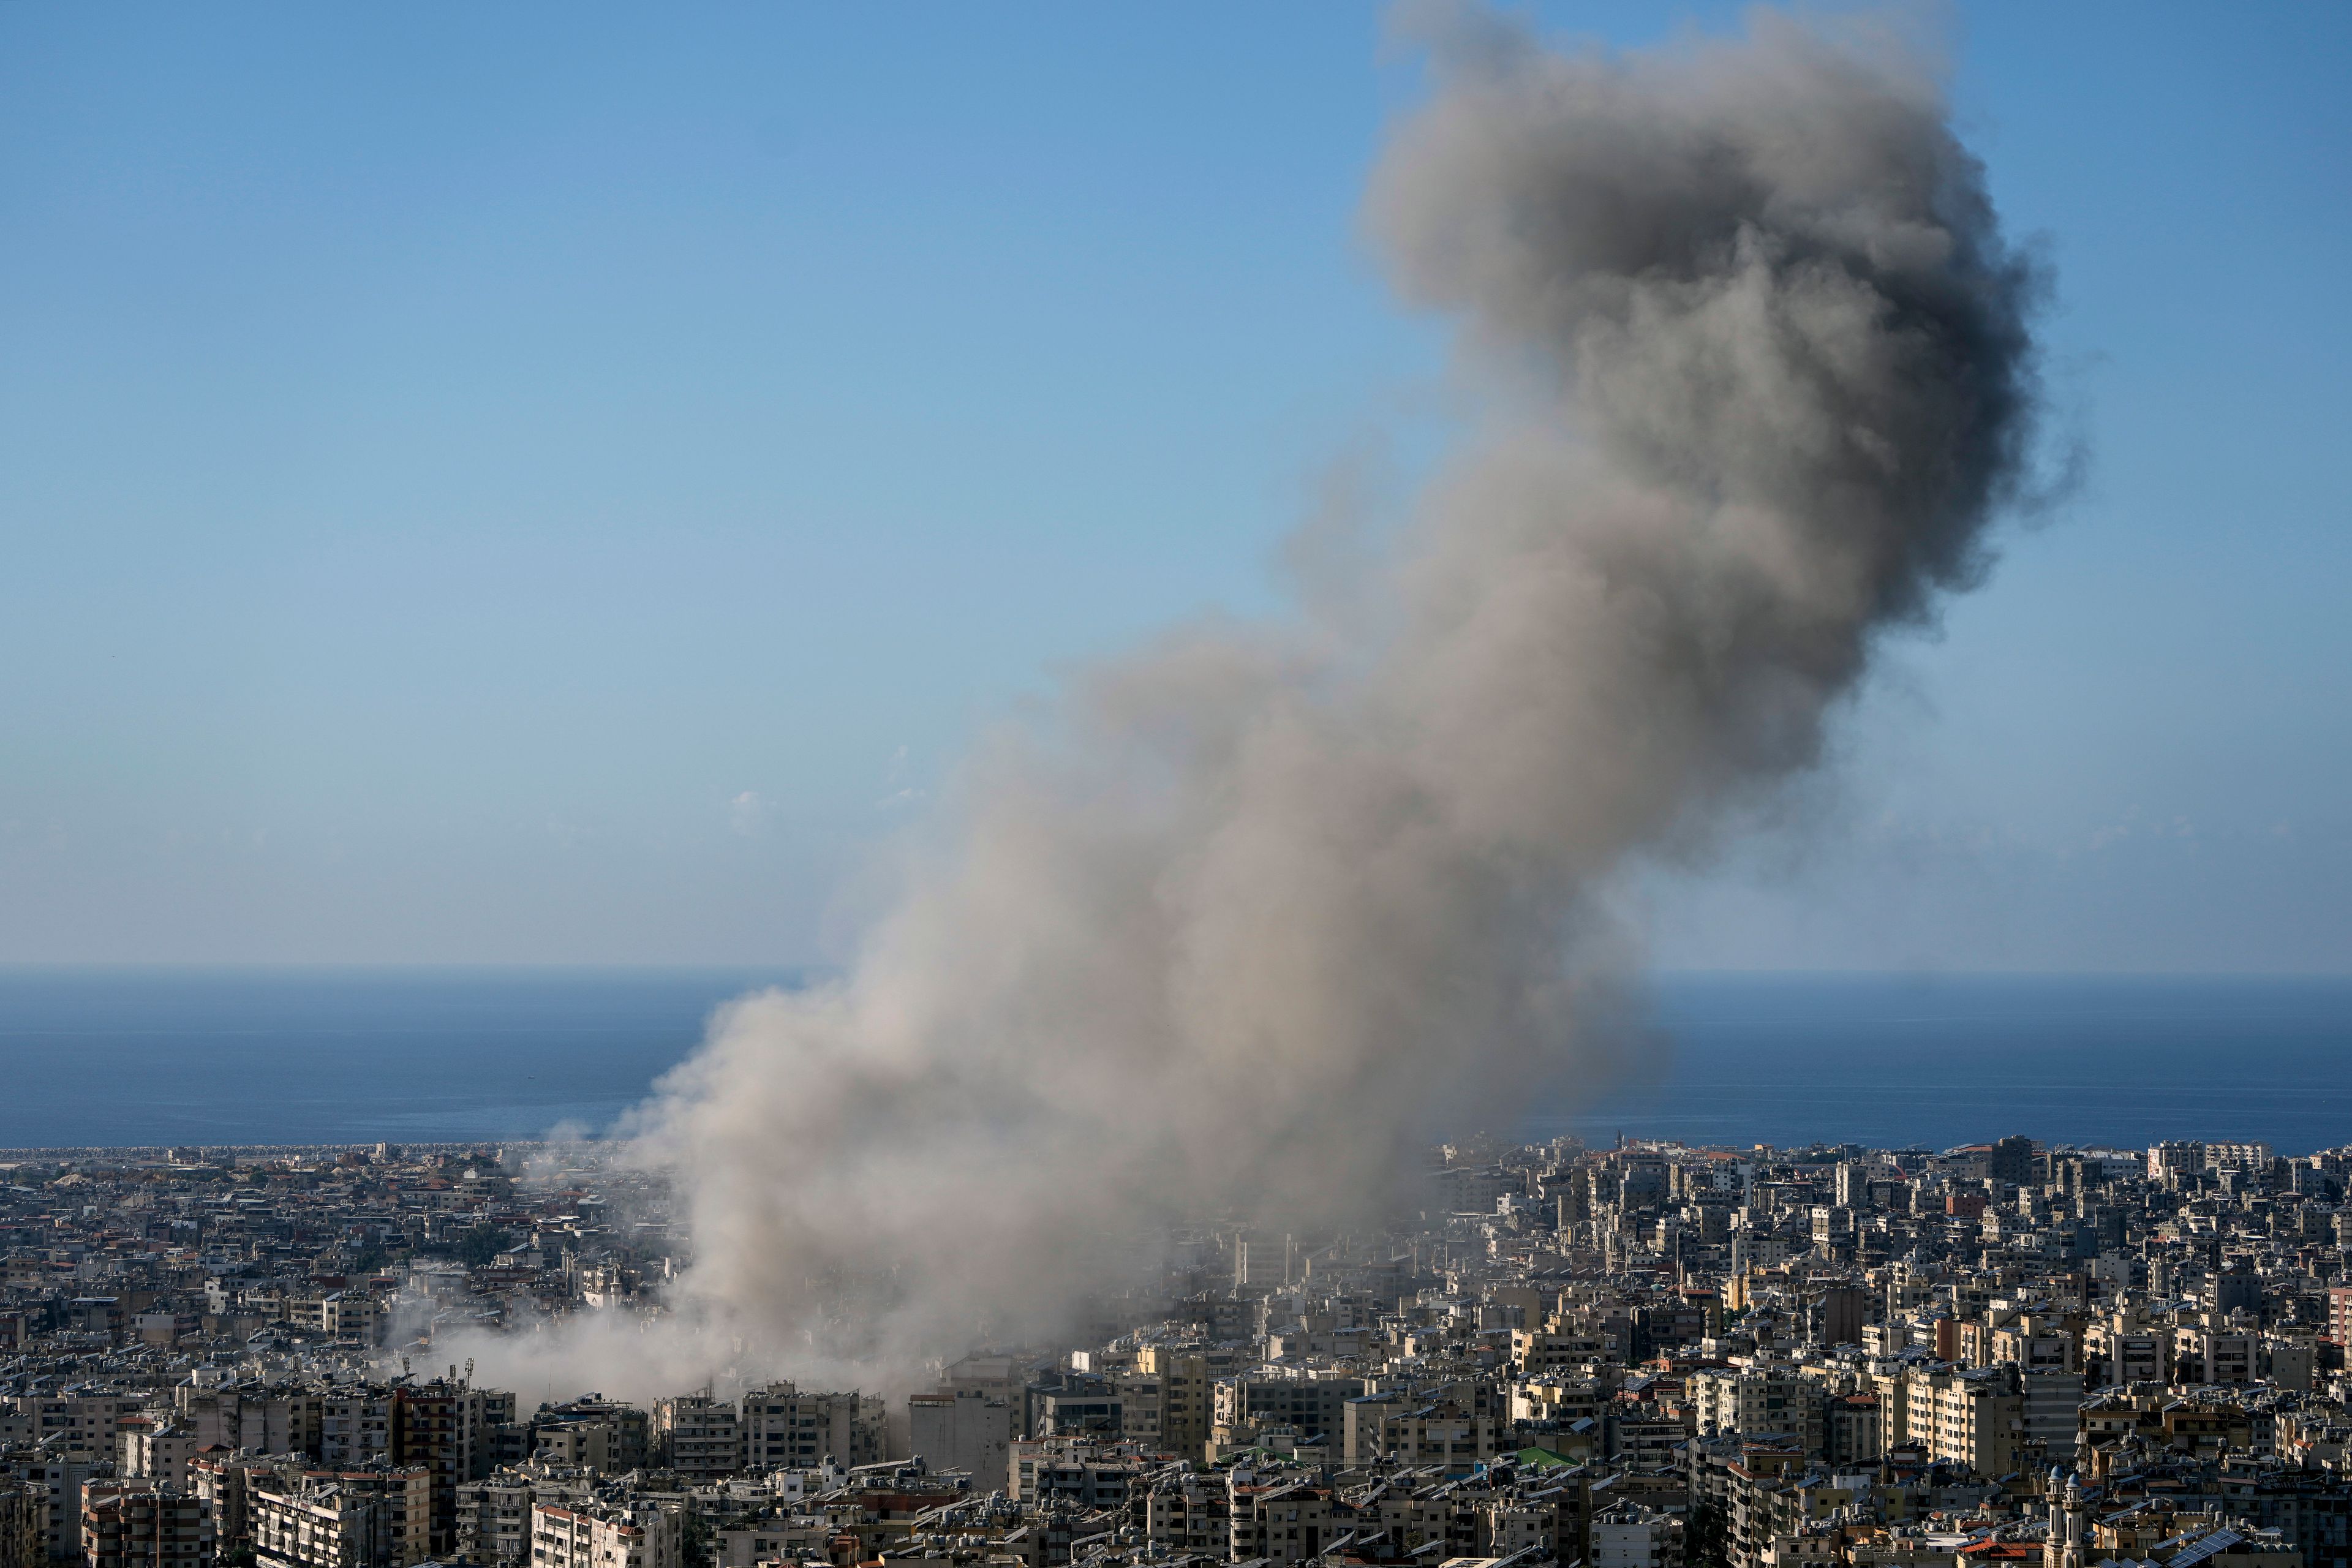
[81,1482,211,1568]
[736,1385,885,1472]
[528,1503,676,1568]
[249,1468,431,1568]
[907,1390,1013,1487]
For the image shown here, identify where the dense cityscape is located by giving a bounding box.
[2,1134,2350,1568]
[6,14,2343,1568]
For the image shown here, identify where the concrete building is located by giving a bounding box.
[1908,1365,2022,1476]
[736,1385,886,1472]
[392,1380,503,1556]
[1591,1500,1684,1568]
[907,1390,1013,1487]
[249,1468,431,1568]
[527,1502,677,1568]
[80,1482,210,1568]
[649,1395,736,1479]
[115,1420,204,1493]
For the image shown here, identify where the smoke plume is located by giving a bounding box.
[622,6,2048,1384]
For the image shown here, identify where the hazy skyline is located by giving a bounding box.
[4,3,2348,973]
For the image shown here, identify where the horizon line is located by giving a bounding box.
[0,962,2348,982]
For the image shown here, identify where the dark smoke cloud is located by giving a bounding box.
[480,4,2052,1391]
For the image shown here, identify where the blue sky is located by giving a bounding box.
[2,4,2346,970]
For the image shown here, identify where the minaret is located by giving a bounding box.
[2054,1471,2084,1568]
[2045,1467,2064,1568]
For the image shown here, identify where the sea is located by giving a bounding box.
[1,968,2348,1155]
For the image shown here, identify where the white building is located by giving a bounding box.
[1591,1501,1683,1568]
[530,1502,679,1568]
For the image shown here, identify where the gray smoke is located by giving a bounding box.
[625,5,2046,1382]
